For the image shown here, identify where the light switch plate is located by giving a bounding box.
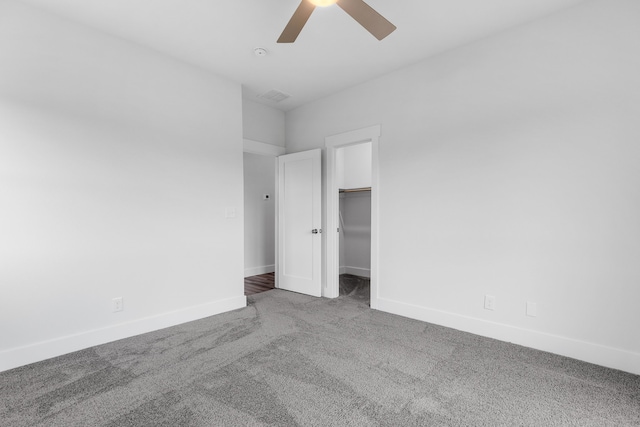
[484,295,496,311]
[526,301,537,317]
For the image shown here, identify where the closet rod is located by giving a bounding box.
[339,187,371,193]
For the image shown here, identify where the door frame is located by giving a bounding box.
[243,139,286,157]
[324,125,380,308]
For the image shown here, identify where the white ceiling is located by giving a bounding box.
[20,0,587,111]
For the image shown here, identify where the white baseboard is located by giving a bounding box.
[341,266,370,278]
[376,297,640,376]
[0,295,246,373]
[244,264,275,278]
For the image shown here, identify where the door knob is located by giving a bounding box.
[312,229,321,234]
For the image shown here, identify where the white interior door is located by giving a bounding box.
[277,149,322,297]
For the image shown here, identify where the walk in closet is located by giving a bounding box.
[336,143,372,300]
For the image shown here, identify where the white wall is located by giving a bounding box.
[337,142,372,189]
[0,1,245,372]
[286,0,640,374]
[242,99,285,147]
[241,100,282,277]
[243,152,276,276]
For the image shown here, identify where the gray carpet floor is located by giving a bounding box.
[1,277,639,426]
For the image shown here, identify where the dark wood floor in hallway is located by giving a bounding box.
[244,272,275,296]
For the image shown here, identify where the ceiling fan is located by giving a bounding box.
[277,0,396,43]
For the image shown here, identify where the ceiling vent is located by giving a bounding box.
[258,89,291,103]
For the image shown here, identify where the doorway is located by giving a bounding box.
[338,143,372,303]
[325,125,380,308]
[243,139,285,295]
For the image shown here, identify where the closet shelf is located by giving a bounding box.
[339,187,371,193]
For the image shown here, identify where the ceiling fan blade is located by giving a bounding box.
[337,0,396,40]
[277,1,316,43]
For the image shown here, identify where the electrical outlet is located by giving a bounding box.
[484,295,496,311]
[526,301,537,317]
[112,297,123,312]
